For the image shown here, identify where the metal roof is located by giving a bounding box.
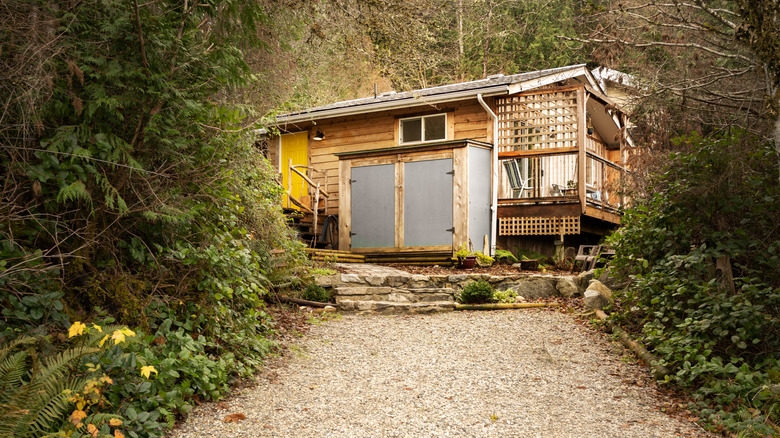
[276,64,591,125]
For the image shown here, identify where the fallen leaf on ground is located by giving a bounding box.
[224,413,247,423]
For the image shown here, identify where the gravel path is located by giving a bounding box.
[170,310,710,437]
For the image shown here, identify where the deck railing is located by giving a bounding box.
[286,161,330,214]
[498,150,625,212]
[584,153,624,211]
[495,84,627,214]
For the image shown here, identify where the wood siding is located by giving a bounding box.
[305,100,490,214]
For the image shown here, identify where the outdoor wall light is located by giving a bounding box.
[313,129,324,140]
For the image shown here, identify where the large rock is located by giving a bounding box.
[583,279,613,310]
[314,275,334,287]
[597,267,621,290]
[517,277,559,299]
[555,277,580,298]
[576,270,595,293]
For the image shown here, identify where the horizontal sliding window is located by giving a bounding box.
[400,113,446,144]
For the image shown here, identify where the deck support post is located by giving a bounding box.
[554,229,565,263]
[577,86,587,215]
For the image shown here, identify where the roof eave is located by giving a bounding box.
[276,85,511,126]
[507,65,596,94]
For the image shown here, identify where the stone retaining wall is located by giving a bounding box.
[316,271,593,301]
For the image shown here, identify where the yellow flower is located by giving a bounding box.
[140,365,158,379]
[68,322,86,338]
[92,324,102,333]
[109,418,123,426]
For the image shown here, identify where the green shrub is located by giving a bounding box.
[301,284,331,303]
[493,289,518,303]
[475,252,495,267]
[458,280,496,304]
[494,249,519,264]
[607,131,780,436]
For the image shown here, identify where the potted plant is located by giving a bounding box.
[454,243,495,269]
[454,243,478,269]
[564,180,578,196]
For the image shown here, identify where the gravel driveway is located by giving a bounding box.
[170,309,710,437]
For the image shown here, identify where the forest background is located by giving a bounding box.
[0,0,777,437]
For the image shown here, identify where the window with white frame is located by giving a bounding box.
[400,113,446,144]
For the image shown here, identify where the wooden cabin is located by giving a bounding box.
[267,64,632,259]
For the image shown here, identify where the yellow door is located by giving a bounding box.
[280,132,309,209]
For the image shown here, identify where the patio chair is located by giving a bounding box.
[574,245,600,272]
[503,159,531,198]
[573,244,616,272]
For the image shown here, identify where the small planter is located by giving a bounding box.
[520,259,539,270]
[457,256,477,269]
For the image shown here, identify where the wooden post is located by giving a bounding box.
[395,155,403,249]
[554,226,565,263]
[453,147,468,252]
[619,113,627,209]
[287,158,293,209]
[313,182,320,246]
[577,86,587,214]
[601,157,606,207]
[338,160,351,251]
[323,170,329,216]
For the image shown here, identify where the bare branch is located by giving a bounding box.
[561,35,755,65]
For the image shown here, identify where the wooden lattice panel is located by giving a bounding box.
[499,216,580,236]
[495,89,580,153]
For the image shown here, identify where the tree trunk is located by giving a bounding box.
[482,2,492,78]
[775,115,780,182]
[457,0,464,80]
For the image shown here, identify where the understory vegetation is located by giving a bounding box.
[1,1,309,437]
[607,132,780,436]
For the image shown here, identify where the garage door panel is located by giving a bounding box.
[351,164,395,248]
[404,159,453,247]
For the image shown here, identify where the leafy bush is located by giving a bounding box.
[0,0,304,436]
[494,249,519,264]
[475,252,495,267]
[607,131,780,436]
[458,280,496,304]
[493,289,518,303]
[301,284,331,303]
[0,325,131,438]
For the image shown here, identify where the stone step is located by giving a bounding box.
[318,273,584,300]
[315,266,589,315]
[334,287,454,304]
[338,300,455,315]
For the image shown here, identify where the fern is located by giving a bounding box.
[0,334,104,438]
[56,180,93,206]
